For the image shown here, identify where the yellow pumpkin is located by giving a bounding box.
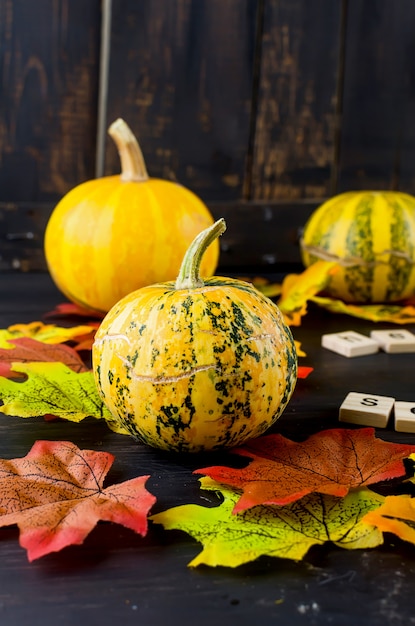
[92,219,298,453]
[44,119,218,313]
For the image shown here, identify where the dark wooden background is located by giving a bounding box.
[1,0,415,273]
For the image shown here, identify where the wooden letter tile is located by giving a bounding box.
[394,401,415,433]
[321,331,379,357]
[370,329,415,353]
[339,392,395,428]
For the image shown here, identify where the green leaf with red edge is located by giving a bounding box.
[151,476,383,568]
[194,428,415,513]
[0,337,89,378]
[0,440,156,561]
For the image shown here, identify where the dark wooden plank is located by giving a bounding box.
[0,200,318,273]
[211,200,317,271]
[0,0,101,203]
[104,0,258,202]
[250,0,343,200]
[338,0,415,193]
[0,202,52,271]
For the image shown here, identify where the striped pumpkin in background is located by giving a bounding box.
[300,191,415,303]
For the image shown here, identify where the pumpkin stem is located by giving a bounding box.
[108,118,149,182]
[175,219,226,290]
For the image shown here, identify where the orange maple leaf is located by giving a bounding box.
[195,428,415,513]
[0,338,89,378]
[0,441,156,561]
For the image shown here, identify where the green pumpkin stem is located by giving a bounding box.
[175,219,226,290]
[108,118,149,182]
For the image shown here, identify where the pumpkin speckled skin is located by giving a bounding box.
[92,276,297,454]
[44,119,218,314]
[300,191,415,303]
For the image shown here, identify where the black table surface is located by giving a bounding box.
[1,272,415,626]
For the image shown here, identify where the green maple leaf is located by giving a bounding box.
[0,361,127,433]
[151,477,384,568]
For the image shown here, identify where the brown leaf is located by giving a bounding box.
[195,428,415,512]
[0,338,89,378]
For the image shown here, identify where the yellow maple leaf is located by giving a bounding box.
[0,321,95,348]
[277,261,338,325]
[312,296,415,324]
[362,495,415,544]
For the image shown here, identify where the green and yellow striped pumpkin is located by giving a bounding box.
[300,191,415,303]
[92,219,297,453]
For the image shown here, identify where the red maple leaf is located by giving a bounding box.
[0,338,89,378]
[0,440,156,560]
[195,428,415,513]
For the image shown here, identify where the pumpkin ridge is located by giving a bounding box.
[114,358,219,384]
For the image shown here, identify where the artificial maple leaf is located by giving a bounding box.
[71,323,101,352]
[0,321,95,349]
[312,295,415,324]
[277,261,338,325]
[0,361,129,434]
[0,338,89,378]
[0,440,156,561]
[151,477,383,567]
[362,495,415,546]
[363,456,415,546]
[195,428,415,512]
[0,361,109,422]
[250,277,282,299]
[294,340,306,357]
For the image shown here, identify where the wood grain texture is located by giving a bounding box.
[250,0,342,201]
[338,0,415,192]
[0,202,52,271]
[211,200,316,271]
[0,200,314,273]
[0,0,100,203]
[104,0,258,202]
[3,1,415,272]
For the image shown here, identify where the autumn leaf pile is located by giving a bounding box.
[153,428,415,567]
[1,309,415,566]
